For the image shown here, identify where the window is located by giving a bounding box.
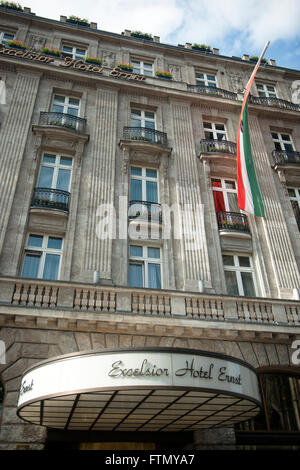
[51,95,80,117]
[130,109,155,129]
[256,83,277,98]
[61,45,86,60]
[272,132,294,152]
[0,31,14,43]
[37,154,73,192]
[21,234,63,280]
[223,254,256,297]
[129,245,162,289]
[0,381,3,419]
[196,73,217,87]
[203,122,227,141]
[130,166,158,203]
[131,60,153,76]
[212,178,239,213]
[288,188,300,231]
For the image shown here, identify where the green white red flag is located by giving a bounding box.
[237,41,270,217]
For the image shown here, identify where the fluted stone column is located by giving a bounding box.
[171,101,211,291]
[84,87,118,281]
[0,70,40,255]
[249,114,300,298]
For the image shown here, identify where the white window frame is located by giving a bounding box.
[0,31,14,43]
[129,166,159,203]
[203,121,227,141]
[131,59,153,77]
[129,245,162,289]
[196,72,217,87]
[271,132,295,152]
[61,45,86,60]
[212,178,238,212]
[130,109,156,129]
[256,83,277,98]
[223,254,256,297]
[51,94,81,116]
[22,234,63,280]
[37,154,73,192]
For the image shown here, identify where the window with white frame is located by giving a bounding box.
[130,109,155,129]
[131,59,153,76]
[0,31,14,43]
[130,166,158,203]
[288,187,300,230]
[21,234,63,280]
[204,121,227,141]
[61,45,86,60]
[196,72,217,87]
[129,245,162,289]
[37,154,73,192]
[223,254,256,297]
[256,83,277,98]
[271,132,294,152]
[51,94,80,117]
[211,178,239,213]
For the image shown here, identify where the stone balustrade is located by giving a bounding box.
[0,277,299,326]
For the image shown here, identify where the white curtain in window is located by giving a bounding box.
[129,264,143,287]
[22,255,40,278]
[43,254,60,280]
[148,263,161,289]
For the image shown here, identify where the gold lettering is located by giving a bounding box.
[110,68,120,77]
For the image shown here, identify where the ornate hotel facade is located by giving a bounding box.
[0,4,300,450]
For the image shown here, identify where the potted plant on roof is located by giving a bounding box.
[6,39,28,50]
[192,43,211,52]
[115,62,133,72]
[131,30,153,40]
[155,70,173,80]
[66,15,90,27]
[0,1,23,11]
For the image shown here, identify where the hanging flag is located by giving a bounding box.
[237,41,270,217]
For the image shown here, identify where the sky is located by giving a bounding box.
[18,0,300,70]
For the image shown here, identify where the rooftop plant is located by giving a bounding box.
[131,30,153,40]
[67,15,89,24]
[0,1,22,10]
[192,43,211,51]
[250,55,267,64]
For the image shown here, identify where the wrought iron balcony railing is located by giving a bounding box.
[39,112,87,133]
[31,187,70,212]
[248,95,300,112]
[271,149,300,165]
[200,139,237,155]
[128,200,162,223]
[123,127,168,146]
[187,85,237,101]
[217,211,250,233]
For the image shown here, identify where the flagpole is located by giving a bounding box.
[243,40,270,100]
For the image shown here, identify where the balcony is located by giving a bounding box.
[123,127,168,146]
[128,201,162,224]
[200,139,237,155]
[31,187,70,212]
[187,85,237,101]
[39,112,87,133]
[272,149,300,166]
[217,211,250,233]
[248,95,300,112]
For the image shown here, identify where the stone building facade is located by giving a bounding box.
[0,5,299,450]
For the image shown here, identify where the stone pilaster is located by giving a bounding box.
[171,101,211,291]
[0,71,40,256]
[84,87,118,281]
[249,115,300,297]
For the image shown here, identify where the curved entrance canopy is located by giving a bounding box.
[17,348,262,432]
